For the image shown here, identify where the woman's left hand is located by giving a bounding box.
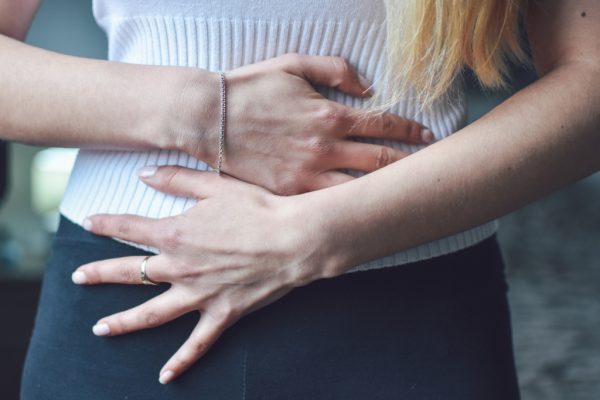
[72,166,334,384]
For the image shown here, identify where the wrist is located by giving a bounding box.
[160,67,221,162]
[283,191,352,284]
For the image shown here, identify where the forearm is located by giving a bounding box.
[0,33,219,153]
[303,62,600,277]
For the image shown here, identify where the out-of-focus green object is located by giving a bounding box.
[31,148,77,214]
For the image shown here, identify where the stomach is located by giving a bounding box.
[62,8,490,270]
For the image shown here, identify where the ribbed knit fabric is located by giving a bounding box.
[59,0,498,274]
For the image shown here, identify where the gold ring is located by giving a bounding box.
[140,255,158,285]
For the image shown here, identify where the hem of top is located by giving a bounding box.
[59,210,499,275]
[343,221,499,275]
[95,14,385,25]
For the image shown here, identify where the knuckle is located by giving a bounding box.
[192,290,211,305]
[162,223,183,252]
[380,113,394,136]
[160,167,181,189]
[116,220,131,236]
[214,303,237,324]
[174,261,196,279]
[281,52,302,65]
[305,136,335,156]
[410,122,424,141]
[119,265,136,283]
[142,310,162,327]
[375,147,395,170]
[314,103,345,129]
[174,353,193,369]
[111,315,126,334]
[191,340,208,356]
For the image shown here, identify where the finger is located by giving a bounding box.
[84,214,162,248]
[73,255,171,285]
[304,171,354,191]
[158,312,229,384]
[92,289,193,337]
[342,107,435,144]
[333,141,410,172]
[282,53,373,97]
[138,165,240,199]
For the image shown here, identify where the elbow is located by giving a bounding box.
[0,24,31,42]
[0,0,41,41]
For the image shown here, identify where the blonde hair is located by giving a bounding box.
[367,0,530,112]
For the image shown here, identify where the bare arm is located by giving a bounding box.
[0,0,40,40]
[67,1,600,383]
[307,0,600,276]
[0,0,432,193]
[0,0,217,151]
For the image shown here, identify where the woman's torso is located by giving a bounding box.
[59,0,498,273]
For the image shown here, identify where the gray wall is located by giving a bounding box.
[1,1,599,398]
[467,72,600,399]
[0,0,107,274]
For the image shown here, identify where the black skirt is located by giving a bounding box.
[21,216,520,399]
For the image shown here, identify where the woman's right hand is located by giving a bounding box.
[175,53,433,195]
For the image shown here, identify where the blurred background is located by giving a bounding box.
[0,1,598,399]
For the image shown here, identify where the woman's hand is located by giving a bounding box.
[176,53,433,195]
[71,166,331,384]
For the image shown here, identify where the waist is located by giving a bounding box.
[59,149,498,272]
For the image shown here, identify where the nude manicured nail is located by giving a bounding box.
[421,128,435,143]
[159,370,174,385]
[358,74,373,94]
[92,323,110,336]
[71,270,87,285]
[138,166,158,178]
[82,218,93,231]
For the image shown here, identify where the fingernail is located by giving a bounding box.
[82,218,93,231]
[358,74,373,95]
[421,128,435,143]
[92,323,110,336]
[138,166,158,178]
[159,370,174,385]
[71,270,87,285]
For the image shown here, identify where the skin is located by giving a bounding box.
[0,1,431,195]
[72,0,600,385]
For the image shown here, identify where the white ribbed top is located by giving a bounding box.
[59,0,498,273]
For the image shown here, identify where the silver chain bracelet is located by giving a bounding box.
[216,71,227,175]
